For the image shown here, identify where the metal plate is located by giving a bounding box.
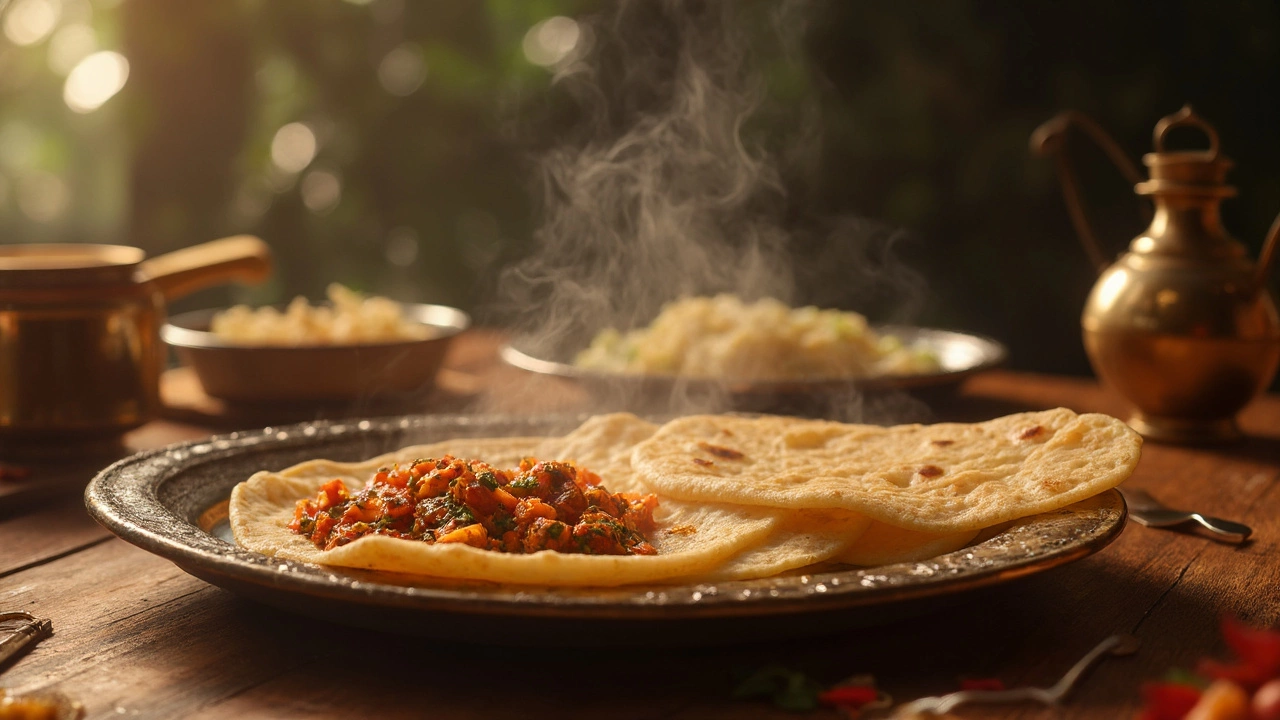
[500,326,1007,414]
[85,413,1124,645]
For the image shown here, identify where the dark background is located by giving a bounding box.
[1,0,1277,383]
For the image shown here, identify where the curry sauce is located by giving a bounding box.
[289,456,658,555]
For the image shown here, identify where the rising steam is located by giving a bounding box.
[499,0,804,357]
[493,0,928,421]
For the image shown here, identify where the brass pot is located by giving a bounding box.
[0,236,270,458]
[1033,106,1280,443]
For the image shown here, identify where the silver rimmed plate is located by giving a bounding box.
[500,326,1007,413]
[85,413,1123,645]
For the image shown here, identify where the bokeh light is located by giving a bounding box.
[300,169,341,213]
[521,16,580,67]
[377,43,426,97]
[3,0,61,47]
[63,50,129,113]
[270,122,318,174]
[385,226,419,267]
[57,0,90,24]
[47,23,97,76]
[232,184,271,221]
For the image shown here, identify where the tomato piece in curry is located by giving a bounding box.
[289,456,659,555]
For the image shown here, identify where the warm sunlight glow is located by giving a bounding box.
[270,122,318,174]
[0,123,38,169]
[3,0,61,46]
[16,171,68,222]
[63,50,129,113]
[522,16,580,67]
[48,23,97,75]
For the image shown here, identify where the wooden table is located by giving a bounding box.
[1,331,1277,719]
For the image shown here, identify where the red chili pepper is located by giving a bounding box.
[1138,682,1202,720]
[818,685,878,707]
[959,678,1006,692]
[1193,616,1280,692]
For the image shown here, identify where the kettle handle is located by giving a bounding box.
[138,235,272,302]
[1031,111,1152,274]
[1258,212,1279,294]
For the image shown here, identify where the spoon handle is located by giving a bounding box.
[1128,509,1252,543]
[1189,513,1253,543]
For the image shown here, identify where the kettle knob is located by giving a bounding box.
[1152,105,1220,157]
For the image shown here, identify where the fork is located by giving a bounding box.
[889,634,1140,718]
[0,611,52,668]
[1119,487,1253,543]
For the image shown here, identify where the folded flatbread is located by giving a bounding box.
[629,408,1141,533]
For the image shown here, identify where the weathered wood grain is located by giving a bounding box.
[0,496,110,577]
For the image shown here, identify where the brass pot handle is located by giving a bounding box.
[1257,211,1279,293]
[138,235,272,302]
[1153,104,1220,159]
[1031,111,1151,274]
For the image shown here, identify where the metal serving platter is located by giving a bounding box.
[500,326,1007,412]
[85,413,1124,645]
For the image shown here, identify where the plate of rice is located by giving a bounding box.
[501,295,1006,411]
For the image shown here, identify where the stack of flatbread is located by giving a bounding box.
[230,408,1141,587]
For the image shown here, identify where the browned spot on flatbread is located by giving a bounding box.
[1018,425,1045,440]
[665,524,698,536]
[692,458,715,467]
[931,439,954,447]
[918,465,944,478]
[697,441,744,460]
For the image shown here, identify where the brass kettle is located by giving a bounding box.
[1033,105,1280,443]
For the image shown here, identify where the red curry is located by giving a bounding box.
[289,456,658,555]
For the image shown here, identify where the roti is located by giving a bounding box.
[230,420,780,587]
[536,413,871,579]
[836,522,978,567]
[230,408,1139,585]
[629,408,1141,533]
[690,508,870,581]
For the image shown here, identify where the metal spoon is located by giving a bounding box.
[890,634,1140,718]
[1119,487,1253,543]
